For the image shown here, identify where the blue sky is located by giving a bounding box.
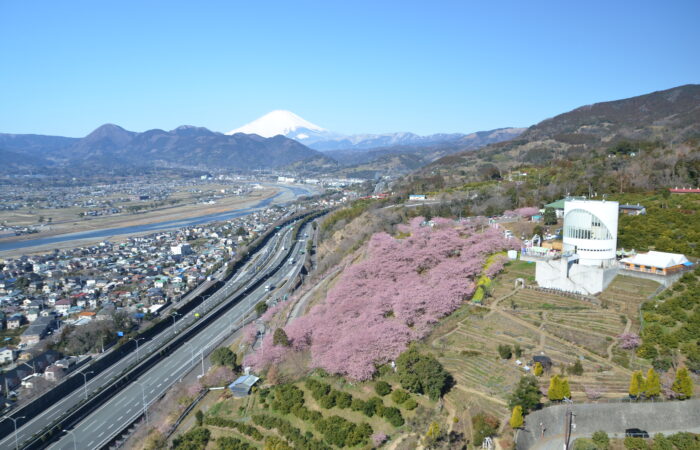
[1,1,698,137]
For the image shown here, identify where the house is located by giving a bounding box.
[0,347,14,364]
[544,196,586,219]
[408,194,427,201]
[44,364,65,381]
[620,251,693,275]
[7,314,23,330]
[619,204,646,215]
[228,374,260,397]
[20,316,53,345]
[54,298,72,314]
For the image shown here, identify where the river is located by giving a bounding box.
[0,184,314,253]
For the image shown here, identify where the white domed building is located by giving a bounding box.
[535,199,620,295]
[562,199,618,266]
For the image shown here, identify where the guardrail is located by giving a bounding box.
[21,211,323,449]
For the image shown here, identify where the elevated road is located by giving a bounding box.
[48,223,311,449]
[0,221,302,449]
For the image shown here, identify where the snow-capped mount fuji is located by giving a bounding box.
[227,110,472,150]
[226,110,340,144]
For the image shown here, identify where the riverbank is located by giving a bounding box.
[0,188,277,244]
[0,184,318,257]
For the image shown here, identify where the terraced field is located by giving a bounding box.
[427,262,660,413]
[598,275,661,329]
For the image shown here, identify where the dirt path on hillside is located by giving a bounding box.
[607,317,631,361]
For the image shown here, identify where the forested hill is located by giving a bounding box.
[412,84,700,194]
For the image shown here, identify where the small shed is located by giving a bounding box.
[228,375,260,397]
[532,355,553,371]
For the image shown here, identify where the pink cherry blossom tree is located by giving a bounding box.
[245,217,517,380]
[617,332,641,350]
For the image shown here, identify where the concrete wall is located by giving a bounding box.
[535,259,618,295]
[516,399,700,449]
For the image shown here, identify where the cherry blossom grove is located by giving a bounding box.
[246,217,518,380]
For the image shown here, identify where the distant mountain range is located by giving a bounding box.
[226,109,522,153]
[1,113,523,176]
[0,124,331,172]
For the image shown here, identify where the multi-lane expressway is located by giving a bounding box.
[47,222,311,449]
[0,219,308,450]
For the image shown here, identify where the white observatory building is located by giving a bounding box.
[534,199,619,295]
[562,199,618,267]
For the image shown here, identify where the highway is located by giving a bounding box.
[0,221,300,450]
[48,222,311,449]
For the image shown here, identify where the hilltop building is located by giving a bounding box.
[620,251,692,276]
[528,199,619,295]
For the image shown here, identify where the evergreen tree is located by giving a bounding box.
[211,347,237,369]
[533,362,543,377]
[508,376,541,414]
[543,207,557,225]
[273,328,291,347]
[561,377,571,399]
[644,368,661,398]
[255,301,268,316]
[509,405,524,429]
[569,359,584,376]
[672,367,693,399]
[548,375,564,401]
[629,370,644,398]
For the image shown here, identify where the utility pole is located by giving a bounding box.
[3,416,26,450]
[81,371,94,400]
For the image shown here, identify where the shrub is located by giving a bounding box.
[364,396,384,418]
[315,415,373,447]
[391,389,410,405]
[668,432,700,450]
[203,417,264,440]
[252,414,326,450]
[381,406,405,427]
[591,431,610,449]
[351,398,366,411]
[375,381,392,396]
[651,433,672,450]
[269,384,305,413]
[623,436,649,449]
[335,391,353,409]
[403,398,418,410]
[573,438,598,450]
[472,413,499,447]
[172,427,211,450]
[217,436,255,450]
[318,392,336,409]
[498,344,513,360]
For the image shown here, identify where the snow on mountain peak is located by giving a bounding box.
[226,110,327,138]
